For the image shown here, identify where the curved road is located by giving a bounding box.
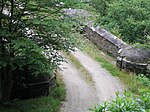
[60,49,124,112]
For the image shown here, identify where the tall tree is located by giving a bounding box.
[0,0,72,101]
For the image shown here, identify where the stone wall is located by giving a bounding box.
[83,25,150,75]
[117,57,149,76]
[117,46,150,76]
[83,25,127,57]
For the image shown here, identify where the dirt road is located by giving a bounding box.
[59,60,98,112]
[60,50,124,112]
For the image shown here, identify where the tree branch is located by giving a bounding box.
[9,0,14,32]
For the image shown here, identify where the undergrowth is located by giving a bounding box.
[0,73,65,112]
[90,89,150,112]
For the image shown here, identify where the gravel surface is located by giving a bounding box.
[60,49,124,112]
[72,50,124,101]
[60,60,99,112]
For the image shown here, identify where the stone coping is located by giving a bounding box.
[86,25,128,49]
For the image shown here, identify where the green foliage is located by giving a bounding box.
[0,0,73,99]
[91,0,150,45]
[0,0,73,73]
[11,38,55,75]
[135,43,150,49]
[136,74,150,88]
[90,89,150,112]
[90,0,113,16]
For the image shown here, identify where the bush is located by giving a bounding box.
[90,0,113,16]
[136,74,150,88]
[92,0,150,44]
[90,89,150,112]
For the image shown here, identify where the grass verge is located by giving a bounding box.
[0,73,66,112]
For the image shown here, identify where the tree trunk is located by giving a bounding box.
[1,66,13,101]
[0,0,4,101]
[0,0,14,101]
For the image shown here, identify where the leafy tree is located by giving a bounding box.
[91,0,150,45]
[0,0,73,101]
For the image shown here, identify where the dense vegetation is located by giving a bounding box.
[91,0,150,46]
[0,0,73,101]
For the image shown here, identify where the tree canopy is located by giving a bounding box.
[91,0,150,45]
[0,0,73,101]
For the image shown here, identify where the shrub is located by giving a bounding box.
[90,0,114,17]
[90,89,150,112]
[92,0,150,45]
[136,74,150,88]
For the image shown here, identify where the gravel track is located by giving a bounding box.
[60,50,124,112]
[72,50,124,101]
[60,60,99,112]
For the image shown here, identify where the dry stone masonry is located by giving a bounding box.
[83,24,150,76]
[84,25,128,57]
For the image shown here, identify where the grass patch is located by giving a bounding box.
[0,73,66,112]
[95,56,120,76]
[63,52,95,86]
